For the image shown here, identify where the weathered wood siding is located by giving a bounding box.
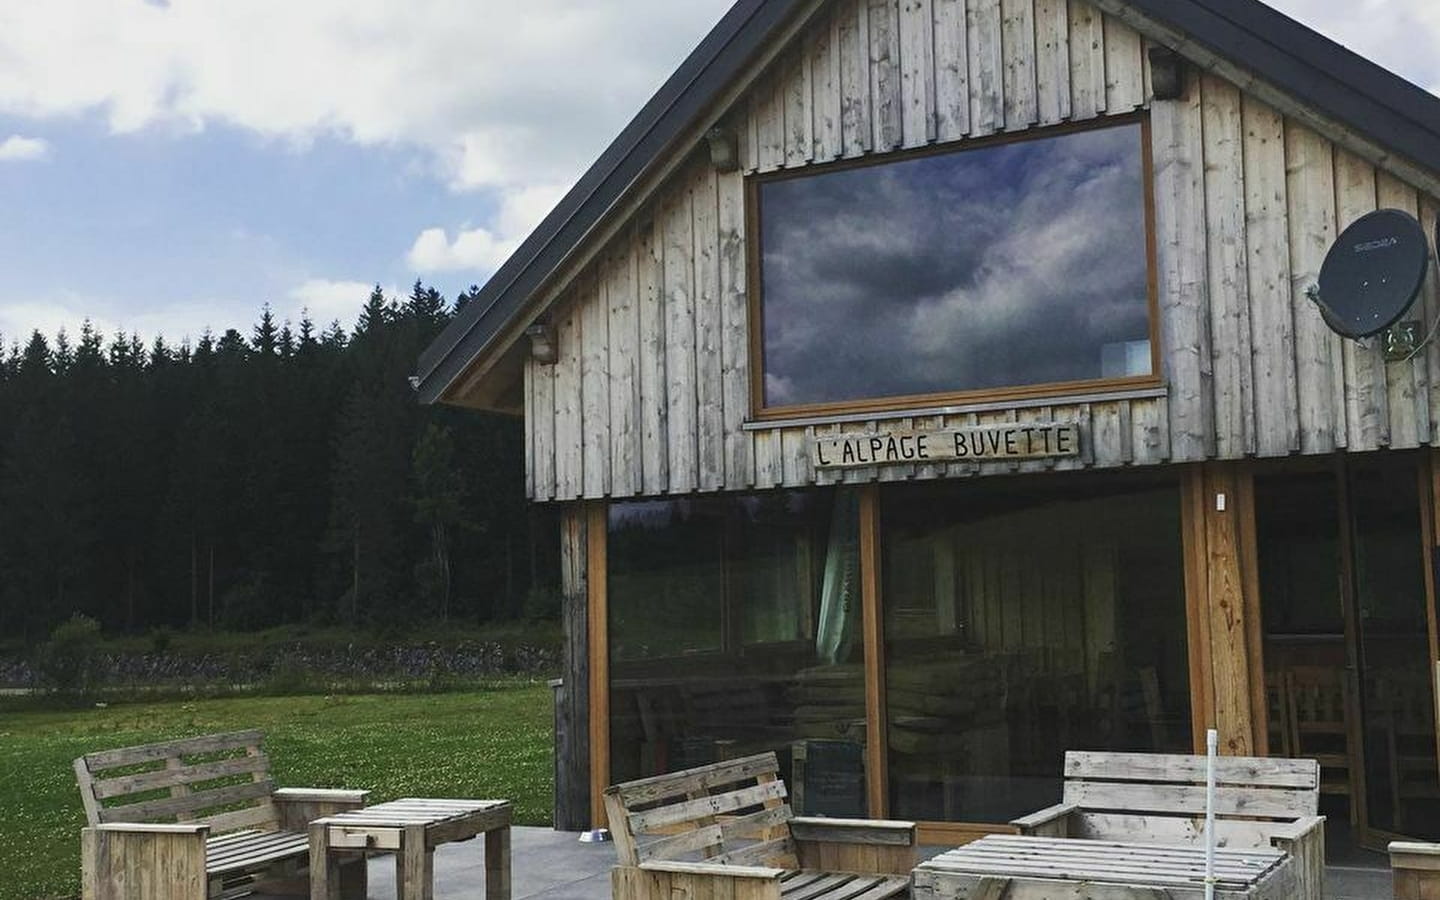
[523,0,1440,502]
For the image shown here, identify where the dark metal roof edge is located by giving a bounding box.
[1129,0,1440,168]
[414,0,804,404]
[417,0,1440,407]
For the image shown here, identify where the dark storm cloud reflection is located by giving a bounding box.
[758,122,1152,407]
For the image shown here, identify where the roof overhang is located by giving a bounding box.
[416,0,1440,413]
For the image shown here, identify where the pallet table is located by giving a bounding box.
[308,798,512,900]
[912,834,1296,899]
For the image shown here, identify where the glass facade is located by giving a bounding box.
[1257,455,1440,843]
[607,489,870,817]
[756,120,1153,410]
[880,474,1191,823]
[606,473,1193,825]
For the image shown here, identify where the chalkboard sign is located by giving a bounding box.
[793,739,866,817]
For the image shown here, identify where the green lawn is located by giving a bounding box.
[0,683,554,900]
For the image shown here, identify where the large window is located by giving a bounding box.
[755,118,1155,415]
[607,490,870,816]
[881,474,1191,823]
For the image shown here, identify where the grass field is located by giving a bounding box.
[0,682,554,900]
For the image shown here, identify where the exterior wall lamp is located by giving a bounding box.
[526,322,558,365]
[1148,47,1188,101]
[705,126,739,173]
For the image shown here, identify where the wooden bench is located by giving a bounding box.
[75,730,369,900]
[604,751,917,900]
[914,834,1296,899]
[1011,750,1325,899]
[1391,841,1440,899]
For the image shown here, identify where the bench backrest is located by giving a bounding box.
[603,751,799,869]
[74,730,279,834]
[1062,750,1320,846]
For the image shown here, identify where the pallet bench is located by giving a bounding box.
[605,751,917,900]
[913,834,1295,899]
[1010,750,1325,900]
[75,730,369,900]
[1391,841,1440,899]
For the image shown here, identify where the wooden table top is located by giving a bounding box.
[319,798,510,829]
[915,835,1286,890]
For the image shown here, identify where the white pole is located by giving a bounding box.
[1205,728,1218,900]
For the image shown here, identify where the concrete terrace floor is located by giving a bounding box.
[259,827,1393,900]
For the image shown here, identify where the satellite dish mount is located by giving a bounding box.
[1309,208,1433,362]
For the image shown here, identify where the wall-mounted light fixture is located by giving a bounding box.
[1148,46,1188,101]
[526,322,557,365]
[705,126,739,173]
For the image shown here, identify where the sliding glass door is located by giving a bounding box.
[1256,453,1440,851]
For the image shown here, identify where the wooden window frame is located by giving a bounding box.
[746,112,1163,422]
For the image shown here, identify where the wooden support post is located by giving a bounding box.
[587,502,610,829]
[556,504,592,831]
[859,484,888,818]
[1181,462,1267,755]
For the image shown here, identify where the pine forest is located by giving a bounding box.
[0,282,551,643]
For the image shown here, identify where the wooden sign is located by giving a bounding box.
[811,422,1081,469]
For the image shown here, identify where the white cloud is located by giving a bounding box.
[407,181,566,275]
[407,227,518,274]
[1266,0,1440,96]
[0,0,733,192]
[0,293,237,348]
[286,279,388,330]
[0,135,49,161]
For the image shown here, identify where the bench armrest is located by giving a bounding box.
[614,861,784,900]
[89,822,211,835]
[790,817,917,845]
[1011,803,1078,837]
[1267,815,1325,898]
[272,787,370,804]
[1267,814,1324,844]
[273,787,370,831]
[639,861,787,879]
[791,817,918,875]
[83,825,208,898]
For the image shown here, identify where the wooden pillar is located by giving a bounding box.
[554,504,591,831]
[1181,462,1268,755]
[859,484,888,818]
[586,503,609,829]
[1422,453,1440,777]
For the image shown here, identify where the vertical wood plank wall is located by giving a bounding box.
[522,0,1440,502]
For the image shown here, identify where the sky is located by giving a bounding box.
[0,0,1436,348]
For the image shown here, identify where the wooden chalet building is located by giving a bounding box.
[417,0,1440,851]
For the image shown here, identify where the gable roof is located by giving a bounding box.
[415,0,1440,409]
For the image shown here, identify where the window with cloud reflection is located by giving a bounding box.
[757,120,1153,409]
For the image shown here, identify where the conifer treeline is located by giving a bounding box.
[0,282,548,642]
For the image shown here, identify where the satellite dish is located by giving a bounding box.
[1313,208,1430,340]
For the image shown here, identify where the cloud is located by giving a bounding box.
[0,135,49,161]
[286,278,387,329]
[1266,0,1440,96]
[407,227,518,274]
[760,123,1152,406]
[407,181,565,275]
[0,293,236,347]
[0,0,733,192]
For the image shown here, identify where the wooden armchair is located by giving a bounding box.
[604,751,916,900]
[1011,750,1326,899]
[75,730,369,900]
